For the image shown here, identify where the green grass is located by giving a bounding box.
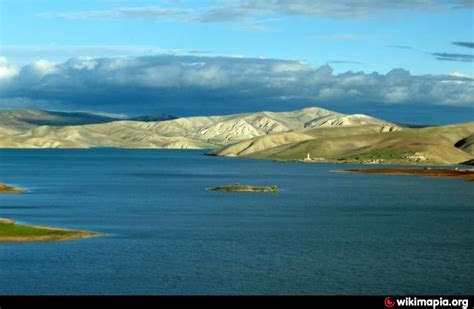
[0,219,100,242]
[0,223,74,237]
[337,147,417,163]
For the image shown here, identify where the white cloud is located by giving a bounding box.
[20,59,57,78]
[449,72,472,78]
[0,57,19,80]
[39,0,472,24]
[0,55,472,114]
[0,45,234,65]
[40,6,192,20]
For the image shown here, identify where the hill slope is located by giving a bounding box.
[0,109,177,131]
[214,122,474,165]
[0,110,118,131]
[0,107,394,149]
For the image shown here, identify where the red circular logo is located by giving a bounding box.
[385,297,395,308]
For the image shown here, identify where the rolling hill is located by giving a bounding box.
[214,121,474,165]
[0,109,176,131]
[0,107,394,149]
[0,106,472,165]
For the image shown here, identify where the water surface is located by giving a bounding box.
[0,149,472,295]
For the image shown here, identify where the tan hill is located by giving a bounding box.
[214,122,474,165]
[1,106,471,166]
[0,107,394,149]
[214,123,398,157]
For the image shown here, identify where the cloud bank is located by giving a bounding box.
[0,55,472,115]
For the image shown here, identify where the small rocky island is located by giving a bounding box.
[0,181,101,242]
[0,182,24,193]
[208,184,279,192]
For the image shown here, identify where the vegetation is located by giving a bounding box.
[0,219,100,242]
[0,183,24,193]
[0,182,100,242]
[208,184,279,192]
[217,122,474,166]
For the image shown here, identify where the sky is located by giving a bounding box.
[0,0,473,124]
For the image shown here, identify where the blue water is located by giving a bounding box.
[0,149,472,295]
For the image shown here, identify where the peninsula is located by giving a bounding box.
[0,218,100,242]
[335,168,474,182]
[0,182,101,242]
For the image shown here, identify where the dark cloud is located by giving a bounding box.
[432,52,474,62]
[0,55,472,116]
[452,42,474,49]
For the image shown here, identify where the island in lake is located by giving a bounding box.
[0,182,24,193]
[208,184,279,192]
[0,182,101,242]
[335,168,474,182]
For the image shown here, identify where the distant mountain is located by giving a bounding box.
[0,107,395,149]
[0,109,117,130]
[0,109,177,130]
[2,106,472,165]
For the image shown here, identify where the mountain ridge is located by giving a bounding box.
[0,109,177,130]
[214,121,474,165]
[1,106,472,165]
[0,107,395,149]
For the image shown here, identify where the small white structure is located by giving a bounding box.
[406,152,428,162]
[305,153,312,161]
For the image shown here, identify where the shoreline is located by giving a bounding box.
[1,148,473,167]
[333,168,474,182]
[0,218,102,242]
[1,182,101,242]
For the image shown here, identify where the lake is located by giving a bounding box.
[0,149,472,295]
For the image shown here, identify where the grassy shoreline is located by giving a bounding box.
[0,182,101,242]
[0,218,101,242]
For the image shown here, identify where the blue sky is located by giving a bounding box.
[0,0,473,123]
[1,0,473,74]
